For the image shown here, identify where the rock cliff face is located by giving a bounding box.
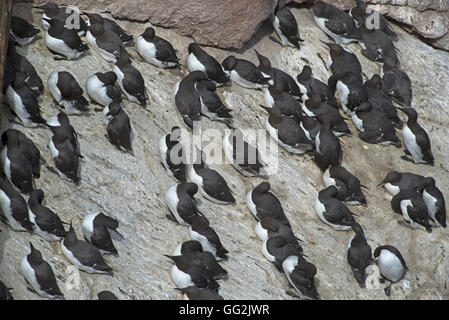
[1,2,449,300]
[27,0,449,51]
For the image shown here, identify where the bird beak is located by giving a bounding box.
[259,105,271,112]
[376,179,386,188]
[319,40,332,47]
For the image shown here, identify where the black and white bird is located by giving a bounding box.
[46,112,82,184]
[350,0,398,41]
[114,47,148,107]
[222,55,272,90]
[48,71,89,114]
[321,41,362,78]
[170,245,228,280]
[296,65,339,107]
[364,75,402,129]
[263,86,302,118]
[187,43,229,86]
[165,182,203,226]
[269,0,303,49]
[282,255,320,300]
[0,176,34,231]
[0,281,14,300]
[351,101,401,146]
[261,236,300,271]
[189,215,229,261]
[255,217,302,250]
[299,114,321,143]
[313,114,343,171]
[246,182,290,226]
[255,49,302,99]
[136,27,179,69]
[103,101,134,154]
[381,57,412,107]
[28,189,66,241]
[43,18,89,60]
[312,1,360,44]
[0,135,35,194]
[85,17,125,63]
[81,212,120,255]
[187,148,235,205]
[34,1,87,36]
[323,165,367,206]
[83,12,133,46]
[86,71,122,107]
[6,43,43,94]
[21,242,64,299]
[61,223,113,274]
[391,189,432,232]
[176,286,224,300]
[223,128,267,177]
[377,171,426,196]
[260,105,313,154]
[10,16,40,46]
[397,107,434,166]
[314,186,356,230]
[421,177,446,228]
[347,223,372,288]
[174,71,208,129]
[328,71,367,116]
[302,94,350,137]
[6,71,46,127]
[159,126,187,182]
[195,79,233,123]
[1,129,42,182]
[359,26,399,66]
[373,245,407,296]
[166,254,220,292]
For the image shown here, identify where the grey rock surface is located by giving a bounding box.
[1,3,449,300]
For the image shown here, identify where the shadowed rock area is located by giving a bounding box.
[1,2,449,300]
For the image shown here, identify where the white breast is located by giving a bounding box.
[187,53,206,73]
[45,32,79,59]
[322,168,336,187]
[6,86,34,126]
[47,72,62,104]
[315,131,321,153]
[230,70,265,90]
[1,147,12,182]
[86,75,111,106]
[254,221,268,242]
[272,15,291,47]
[165,184,187,225]
[86,31,117,63]
[21,256,49,298]
[170,265,194,288]
[81,213,97,242]
[400,199,413,222]
[336,81,350,112]
[402,124,423,163]
[0,189,24,231]
[384,183,400,196]
[246,190,258,219]
[263,88,275,108]
[300,122,311,141]
[113,65,137,104]
[422,189,438,225]
[261,239,276,262]
[351,113,364,132]
[158,134,169,170]
[377,250,405,283]
[189,228,217,258]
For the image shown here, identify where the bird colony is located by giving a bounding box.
[0,0,448,300]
